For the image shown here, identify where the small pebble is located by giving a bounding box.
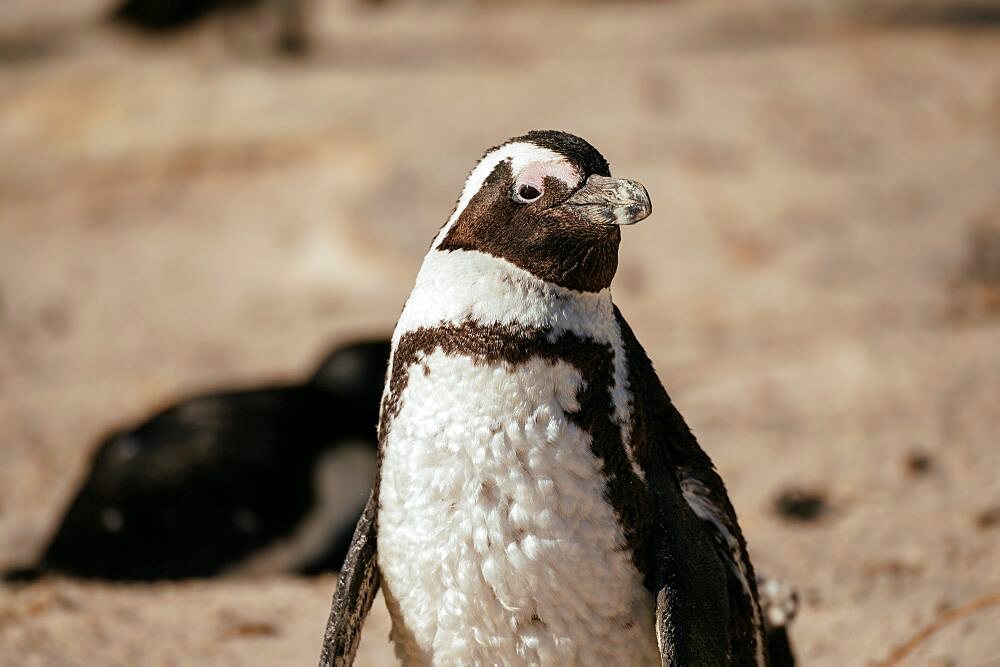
[773,488,828,523]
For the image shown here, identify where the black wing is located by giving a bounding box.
[615,306,767,666]
[318,489,380,667]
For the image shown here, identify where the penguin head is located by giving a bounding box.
[434,130,651,293]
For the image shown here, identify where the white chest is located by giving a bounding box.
[377,350,658,666]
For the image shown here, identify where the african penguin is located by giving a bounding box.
[321,131,777,665]
[4,339,390,582]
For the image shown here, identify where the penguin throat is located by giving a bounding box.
[394,248,616,337]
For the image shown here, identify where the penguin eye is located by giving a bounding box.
[513,183,543,204]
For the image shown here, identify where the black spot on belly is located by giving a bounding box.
[381,318,650,577]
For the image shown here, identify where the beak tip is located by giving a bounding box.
[614,191,651,226]
[566,175,652,226]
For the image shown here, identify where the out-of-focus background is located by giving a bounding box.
[1,0,999,664]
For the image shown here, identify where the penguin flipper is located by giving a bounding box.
[613,306,767,665]
[319,489,380,667]
[648,456,733,666]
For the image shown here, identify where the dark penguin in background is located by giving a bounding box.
[5,340,390,582]
[321,132,795,665]
[112,0,310,55]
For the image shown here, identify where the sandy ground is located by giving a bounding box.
[1,0,1000,664]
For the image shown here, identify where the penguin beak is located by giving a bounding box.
[559,174,652,226]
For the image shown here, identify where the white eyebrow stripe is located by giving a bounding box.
[515,160,581,192]
[430,142,577,250]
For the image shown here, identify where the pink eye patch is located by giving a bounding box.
[513,160,581,198]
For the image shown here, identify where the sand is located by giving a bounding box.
[1,0,999,664]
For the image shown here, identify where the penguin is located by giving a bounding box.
[5,339,390,582]
[111,0,310,55]
[320,131,777,665]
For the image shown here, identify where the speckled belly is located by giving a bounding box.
[378,350,659,666]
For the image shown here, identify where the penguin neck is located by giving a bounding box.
[394,248,615,338]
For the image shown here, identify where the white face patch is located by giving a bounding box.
[430,142,582,250]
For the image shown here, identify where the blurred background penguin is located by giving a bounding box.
[112,0,313,54]
[4,340,389,582]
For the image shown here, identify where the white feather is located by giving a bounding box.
[391,249,644,484]
[378,351,658,665]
